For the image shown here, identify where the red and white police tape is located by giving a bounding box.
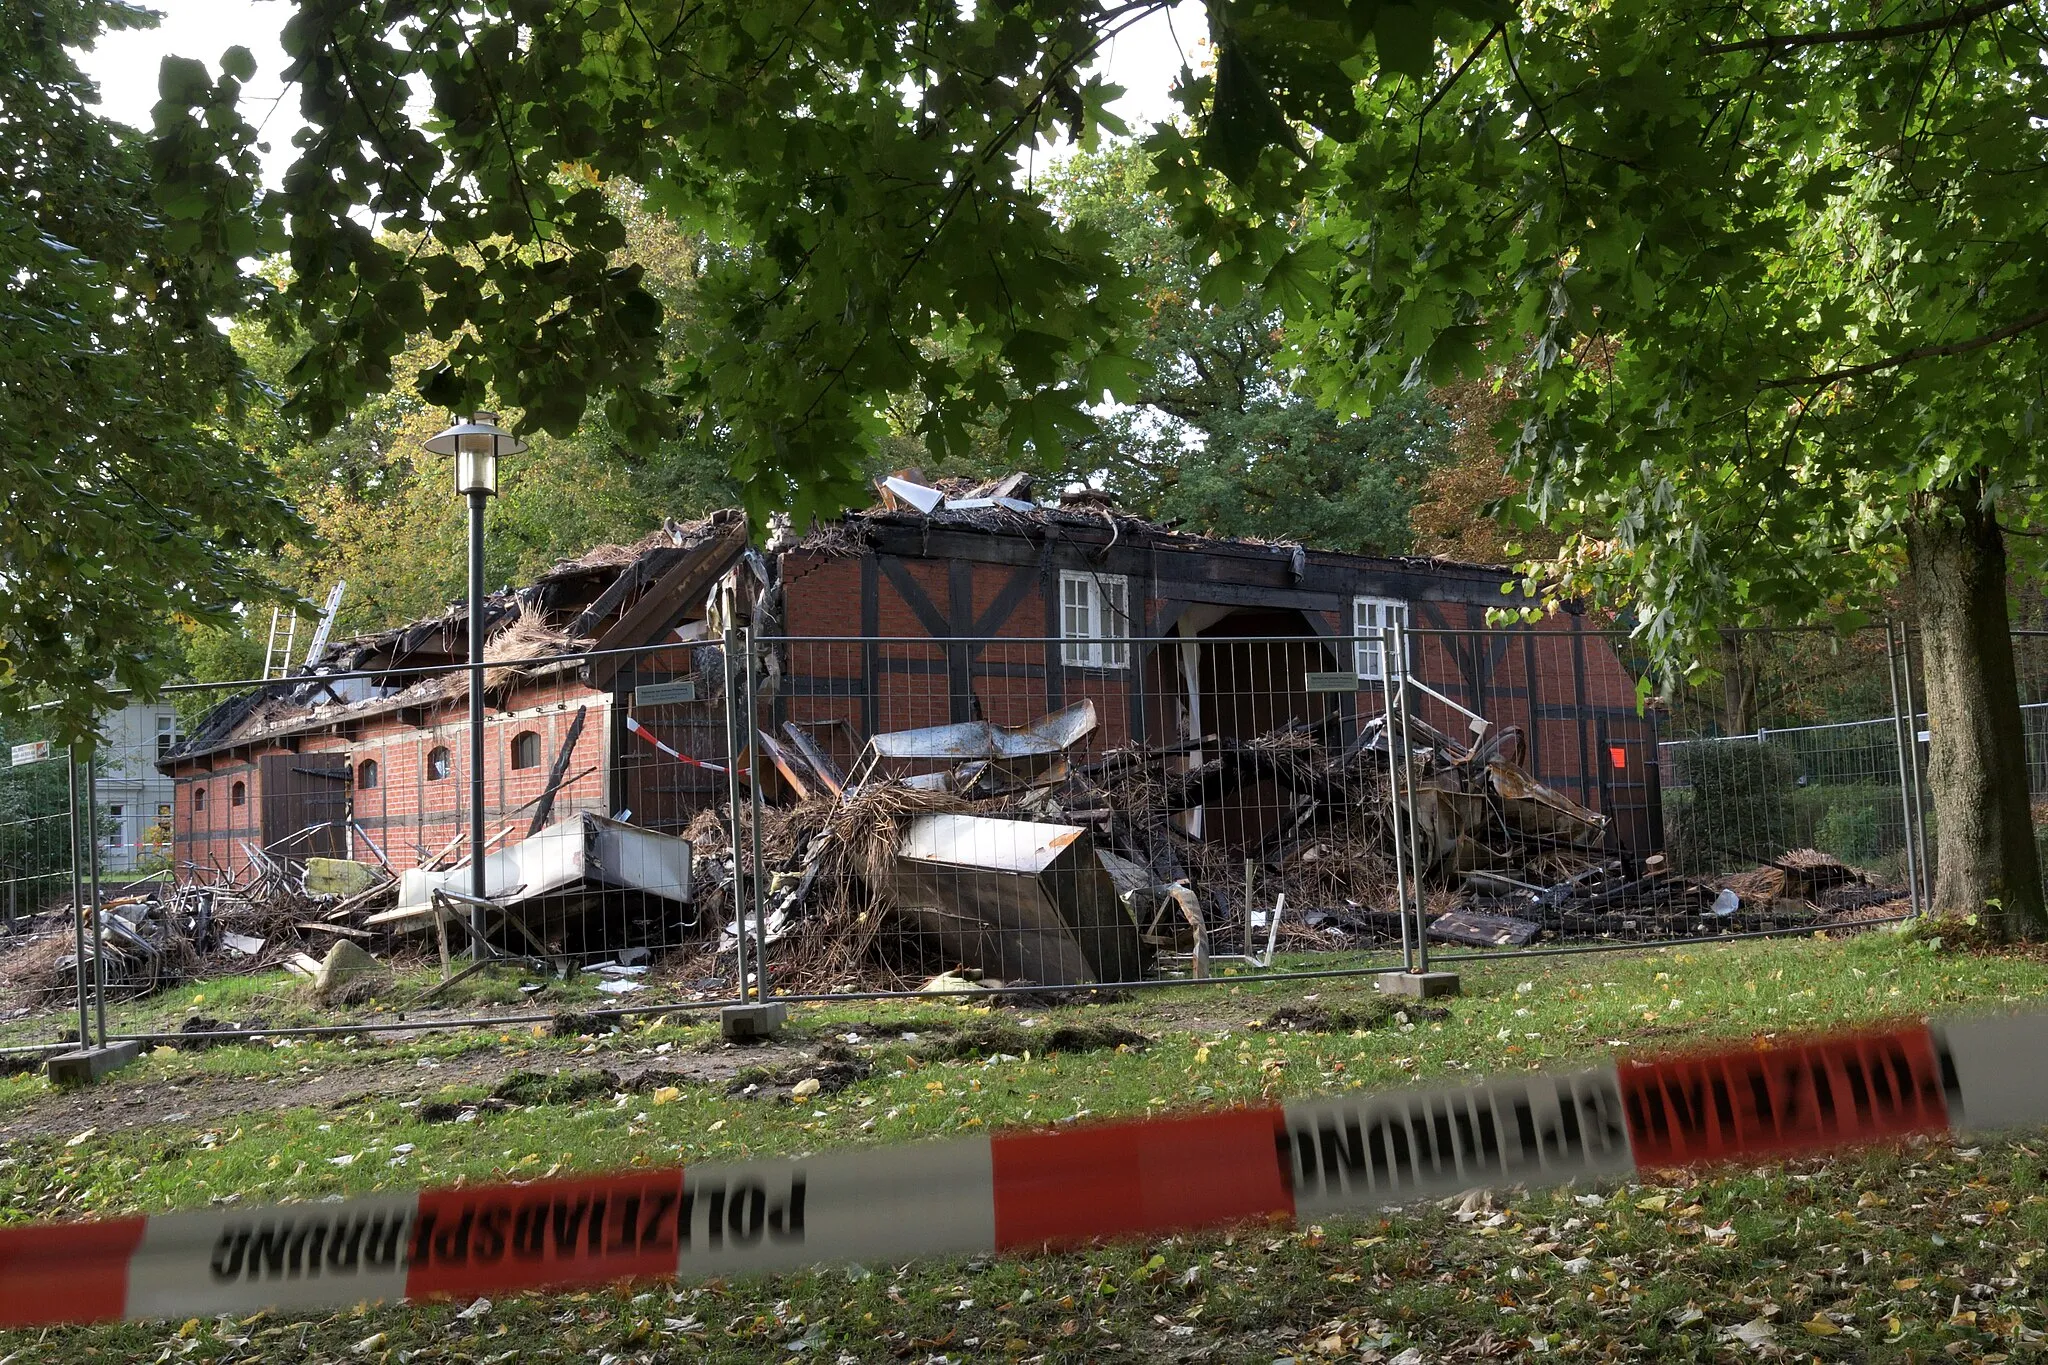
[3,1012,2045,1329]
[623,715,741,776]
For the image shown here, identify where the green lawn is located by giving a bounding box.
[3,926,2045,1362]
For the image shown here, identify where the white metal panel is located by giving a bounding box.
[391,811,690,916]
[897,812,1086,876]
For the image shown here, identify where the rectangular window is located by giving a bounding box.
[1353,596,1411,681]
[1060,571,1130,669]
[156,713,179,761]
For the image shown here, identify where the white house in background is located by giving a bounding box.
[94,701,181,873]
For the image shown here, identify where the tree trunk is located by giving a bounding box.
[1718,630,1757,735]
[1905,478,2044,940]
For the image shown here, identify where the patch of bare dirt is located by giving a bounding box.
[0,1033,831,1143]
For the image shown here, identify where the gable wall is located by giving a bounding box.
[169,674,609,881]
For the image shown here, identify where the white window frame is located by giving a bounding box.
[1060,571,1131,669]
[1353,596,1411,682]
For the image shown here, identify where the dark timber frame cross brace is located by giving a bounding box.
[876,556,1043,723]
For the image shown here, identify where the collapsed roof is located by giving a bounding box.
[796,469,1509,577]
[165,471,1508,768]
[167,511,750,765]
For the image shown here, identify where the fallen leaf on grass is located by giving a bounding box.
[1718,1319,1774,1348]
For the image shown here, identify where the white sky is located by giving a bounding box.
[75,0,1208,186]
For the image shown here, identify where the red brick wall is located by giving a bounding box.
[779,552,867,639]
[775,551,1652,813]
[171,676,609,881]
[170,756,265,878]
[341,686,608,871]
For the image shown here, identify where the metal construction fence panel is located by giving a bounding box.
[0,621,1965,1055]
[0,750,74,935]
[2015,630,2048,817]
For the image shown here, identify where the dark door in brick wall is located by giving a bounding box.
[1594,715,1665,857]
[1189,610,1346,854]
[258,754,350,857]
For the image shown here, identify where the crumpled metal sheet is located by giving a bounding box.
[1486,759,1610,846]
[893,812,1150,986]
[387,811,693,920]
[870,699,1097,762]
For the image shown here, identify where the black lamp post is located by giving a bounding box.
[424,412,526,927]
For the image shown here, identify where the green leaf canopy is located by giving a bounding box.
[1,0,304,743]
[157,0,1167,526]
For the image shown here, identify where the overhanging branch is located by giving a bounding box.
[1704,0,2027,54]
[1418,21,1506,121]
[1757,305,2048,389]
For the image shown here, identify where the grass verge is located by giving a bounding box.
[1,927,2044,1362]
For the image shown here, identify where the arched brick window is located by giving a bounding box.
[357,758,379,790]
[230,780,246,807]
[192,785,207,813]
[510,731,541,770]
[427,747,452,781]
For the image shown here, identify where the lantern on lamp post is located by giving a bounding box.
[424,412,527,923]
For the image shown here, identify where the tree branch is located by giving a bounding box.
[1757,306,2048,389]
[1411,21,1504,196]
[1418,21,1505,122]
[1500,28,1572,197]
[1704,0,2026,54]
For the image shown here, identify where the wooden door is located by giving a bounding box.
[258,753,350,857]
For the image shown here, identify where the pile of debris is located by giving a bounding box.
[2,802,711,1009]
[0,851,402,1007]
[0,709,1893,1012]
[690,696,1891,992]
[372,810,698,962]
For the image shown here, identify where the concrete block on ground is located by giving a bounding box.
[46,1040,142,1086]
[720,1001,788,1041]
[311,939,394,1005]
[305,857,382,897]
[1376,970,1462,999]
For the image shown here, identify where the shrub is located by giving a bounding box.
[1816,798,1885,864]
[1784,782,1902,865]
[1667,739,1795,873]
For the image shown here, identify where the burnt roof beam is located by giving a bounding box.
[587,518,751,687]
